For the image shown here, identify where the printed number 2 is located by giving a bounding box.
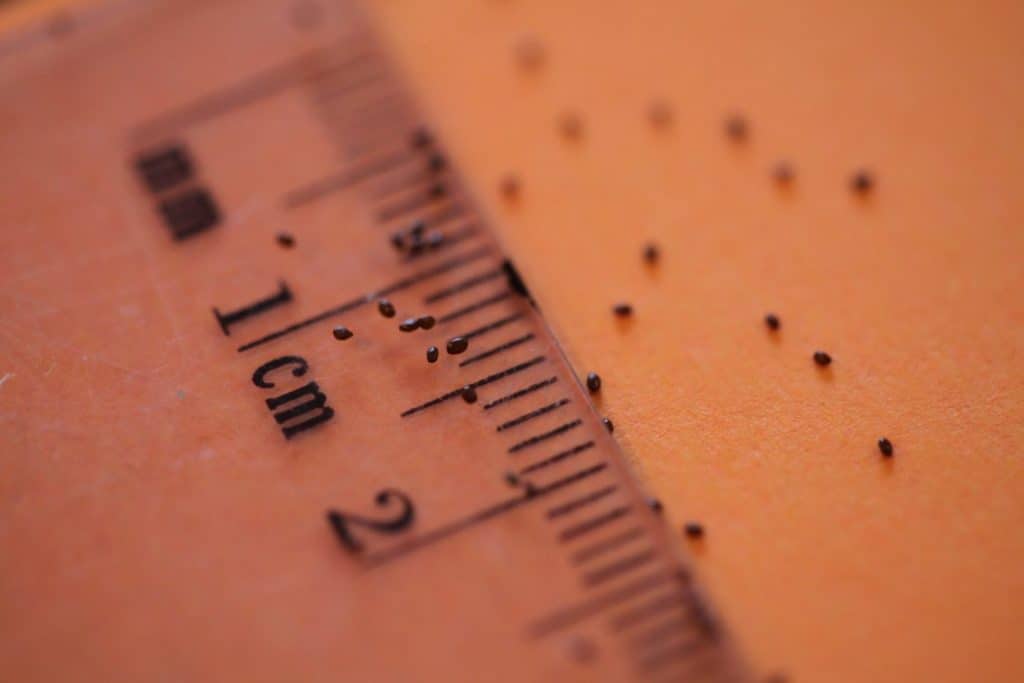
[326,490,415,553]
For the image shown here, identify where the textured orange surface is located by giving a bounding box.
[3,1,1024,681]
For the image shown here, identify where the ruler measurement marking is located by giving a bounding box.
[460,312,524,341]
[284,149,419,208]
[527,570,674,638]
[238,247,492,352]
[497,398,570,432]
[546,484,618,519]
[438,290,512,324]
[423,268,503,304]
[558,505,632,542]
[581,549,658,588]
[133,48,374,139]
[520,440,595,475]
[570,525,647,565]
[365,463,607,566]
[610,591,689,631]
[508,419,582,453]
[458,333,536,367]
[400,355,546,417]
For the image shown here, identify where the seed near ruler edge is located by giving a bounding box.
[2,0,750,680]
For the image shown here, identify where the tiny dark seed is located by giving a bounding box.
[500,175,521,200]
[447,336,469,354]
[725,114,748,142]
[429,183,446,199]
[428,153,446,172]
[390,232,406,250]
[878,437,894,457]
[851,170,874,194]
[647,498,663,514]
[332,326,353,341]
[642,243,660,265]
[411,128,433,148]
[504,471,520,486]
[378,299,396,318]
[612,302,633,317]
[417,315,436,330]
[399,318,419,332]
[764,313,780,331]
[425,231,444,249]
[602,417,614,433]
[773,162,794,185]
[813,351,832,366]
[683,522,705,539]
[409,220,426,237]
[461,385,478,404]
[275,232,295,248]
[586,372,602,392]
[426,346,439,363]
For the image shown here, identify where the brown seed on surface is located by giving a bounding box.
[878,437,894,457]
[332,326,353,341]
[504,471,520,486]
[390,232,406,251]
[586,372,602,393]
[851,170,874,194]
[602,417,614,433]
[417,315,436,330]
[446,336,469,354]
[647,498,663,514]
[772,162,794,185]
[399,318,419,332]
[427,153,446,173]
[426,346,439,363]
[410,128,433,148]
[514,35,545,70]
[500,174,521,200]
[461,385,478,404]
[647,100,673,128]
[378,299,396,318]
[558,112,583,140]
[813,350,832,366]
[642,242,660,265]
[275,232,295,248]
[409,220,426,238]
[725,114,749,142]
[612,302,633,317]
[684,522,705,539]
[764,313,780,331]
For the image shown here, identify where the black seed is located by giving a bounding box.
[683,522,705,539]
[878,437,894,457]
[399,318,419,332]
[461,385,478,403]
[642,243,660,265]
[500,175,521,199]
[426,346,439,363]
[332,326,353,341]
[390,232,406,250]
[446,336,469,354]
[428,153,446,172]
[773,162,794,185]
[409,220,426,237]
[602,417,614,433]
[411,128,433,148]
[417,315,436,330]
[378,299,396,318]
[725,114,748,142]
[813,351,832,366]
[275,232,295,248]
[559,112,583,140]
[612,302,633,317]
[425,231,444,249]
[647,498,663,514]
[851,170,874,194]
[429,183,446,199]
[764,313,780,331]
[586,372,602,392]
[504,471,520,486]
[648,100,673,128]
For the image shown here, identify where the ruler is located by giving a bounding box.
[0,1,749,680]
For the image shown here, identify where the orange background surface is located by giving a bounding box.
[3,1,1024,681]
